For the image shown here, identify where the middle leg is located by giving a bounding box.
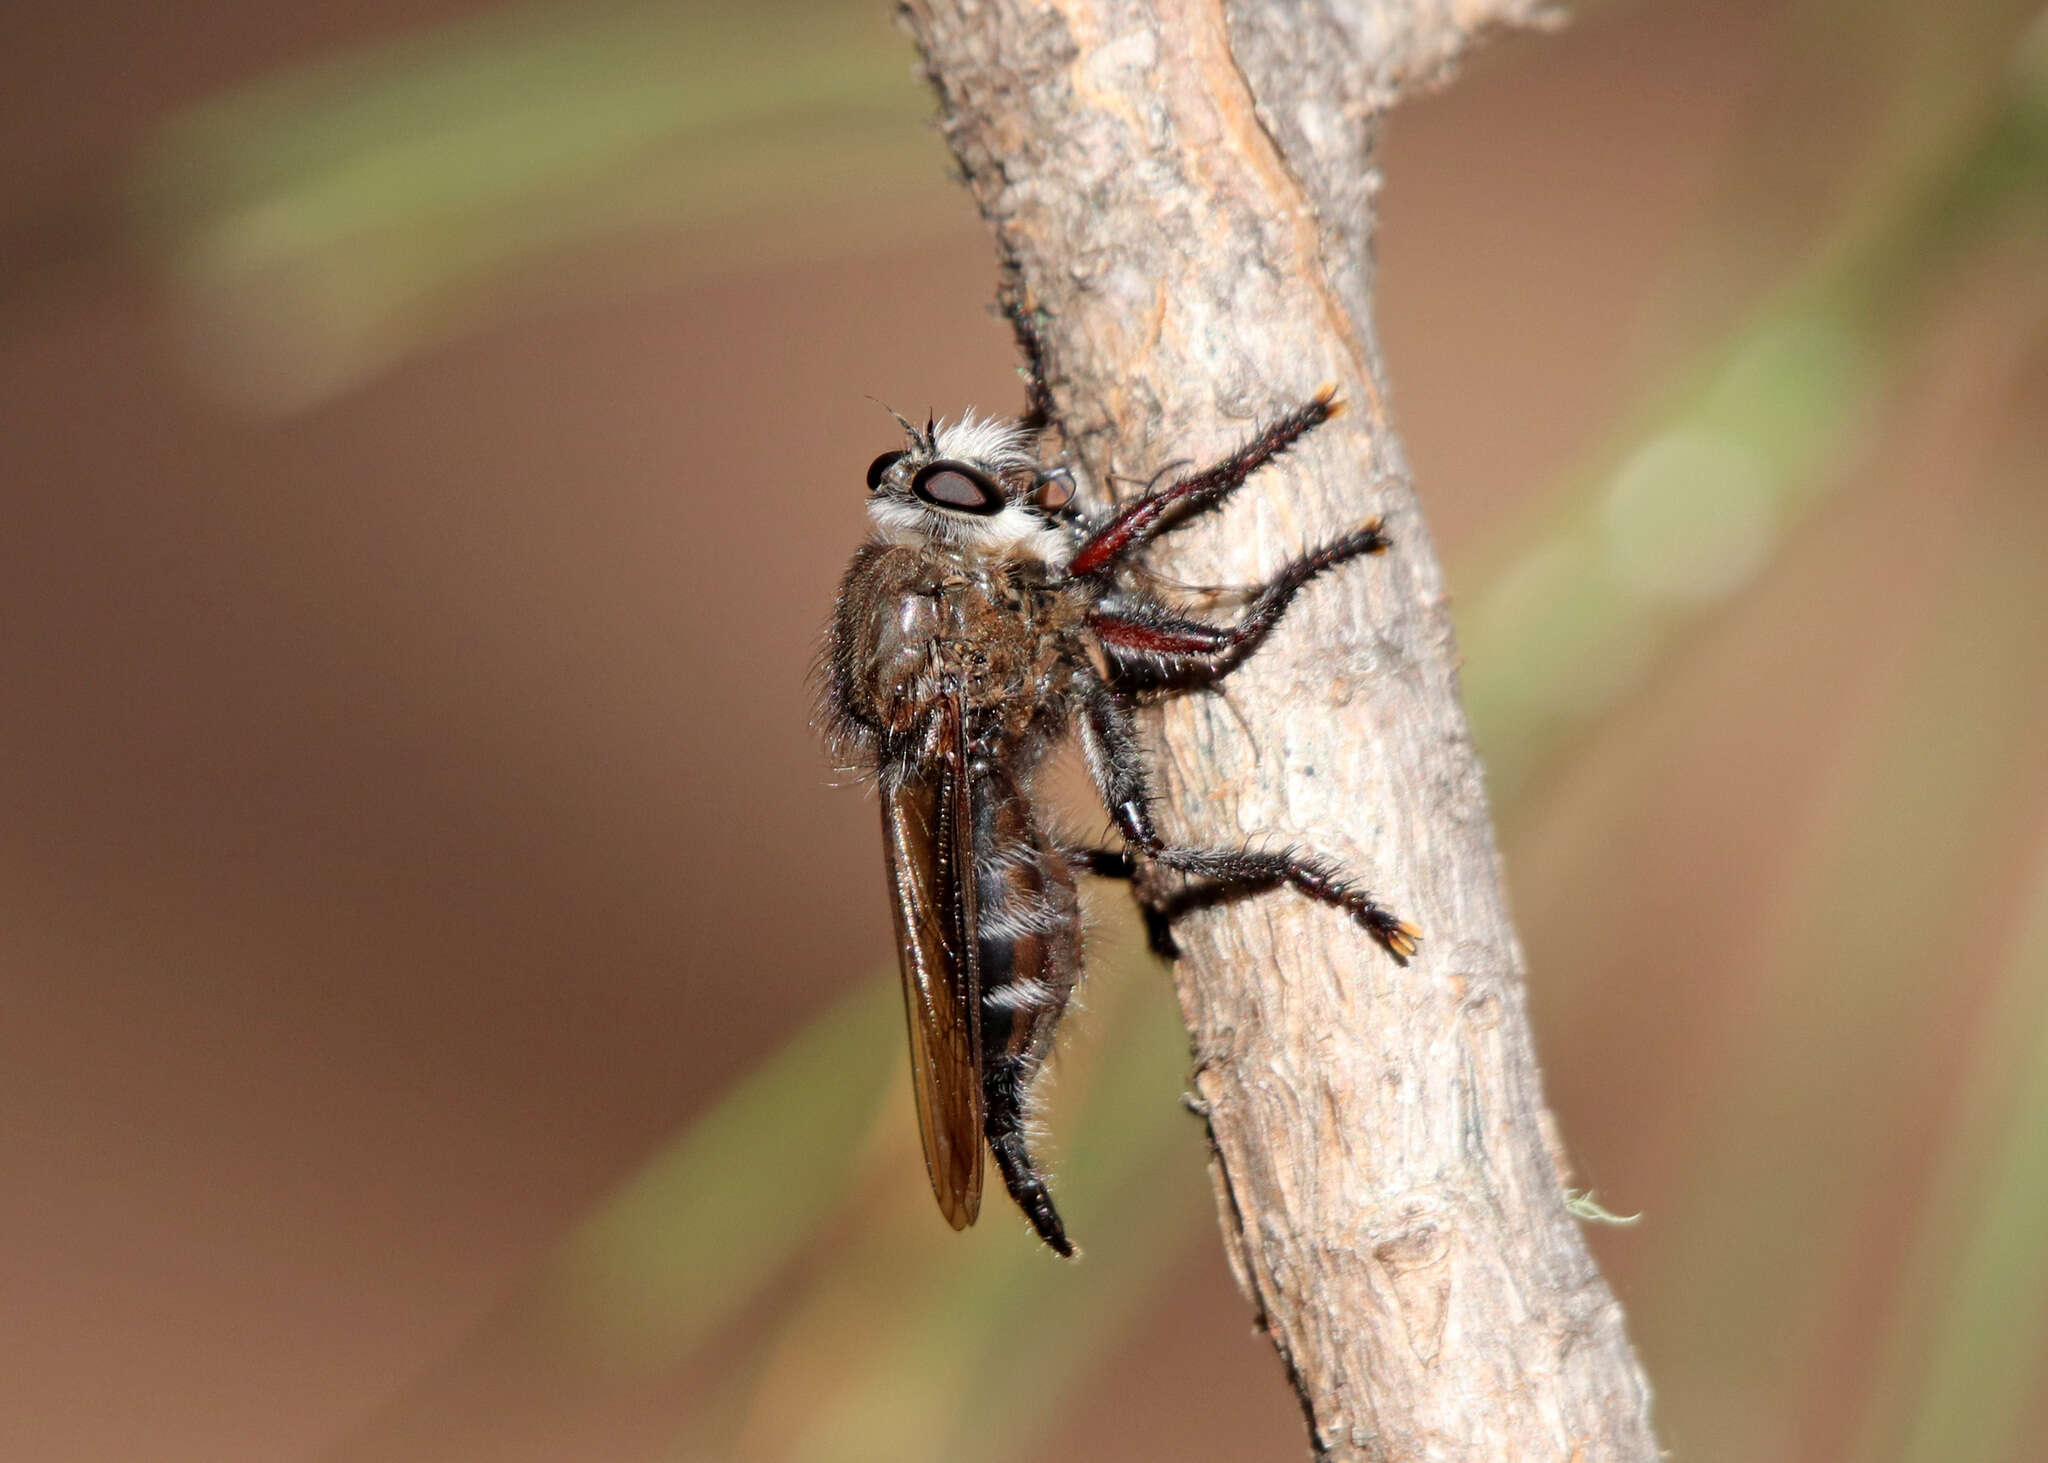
[1089,519,1389,694]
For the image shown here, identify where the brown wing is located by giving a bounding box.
[880,697,984,1229]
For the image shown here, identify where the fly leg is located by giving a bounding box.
[1128,849,1418,962]
[1067,847,1183,959]
[999,284,1056,434]
[1068,389,1341,577]
[1076,678,1420,963]
[998,283,1085,520]
[1089,519,1390,695]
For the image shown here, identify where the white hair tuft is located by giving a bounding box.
[932,410,1036,473]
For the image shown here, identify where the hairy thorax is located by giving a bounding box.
[834,540,1089,764]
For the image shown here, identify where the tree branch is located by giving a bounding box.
[898,1,1658,1458]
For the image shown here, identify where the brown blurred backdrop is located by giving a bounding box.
[3,0,2045,1460]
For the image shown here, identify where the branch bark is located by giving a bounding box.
[897,2,1659,1458]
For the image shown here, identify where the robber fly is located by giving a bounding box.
[820,326,1418,1257]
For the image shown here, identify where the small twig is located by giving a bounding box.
[899,2,1660,1458]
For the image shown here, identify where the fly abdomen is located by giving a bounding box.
[970,771,1079,1059]
[969,766,1081,1253]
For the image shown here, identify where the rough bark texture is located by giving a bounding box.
[897,2,1660,1459]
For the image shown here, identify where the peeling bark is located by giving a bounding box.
[897,2,1658,1458]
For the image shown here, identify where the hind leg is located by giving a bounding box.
[1075,678,1419,963]
[1068,846,1184,959]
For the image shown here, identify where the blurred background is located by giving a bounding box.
[2,0,2045,1458]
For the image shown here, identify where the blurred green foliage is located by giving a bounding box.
[1463,7,2048,806]
[1879,850,2048,1463]
[557,977,901,1365]
[131,0,949,408]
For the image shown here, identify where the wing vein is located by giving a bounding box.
[881,694,984,1228]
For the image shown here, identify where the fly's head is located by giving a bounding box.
[865,409,1078,568]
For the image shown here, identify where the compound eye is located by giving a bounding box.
[910,460,1006,516]
[866,450,908,492]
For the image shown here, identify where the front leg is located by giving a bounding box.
[1000,286,1056,434]
[1067,388,1341,577]
[1088,519,1389,694]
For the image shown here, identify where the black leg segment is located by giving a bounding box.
[999,278,1056,434]
[1076,674,1419,963]
[1066,845,1184,959]
[1090,519,1390,694]
[1068,388,1341,577]
[1144,843,1418,963]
